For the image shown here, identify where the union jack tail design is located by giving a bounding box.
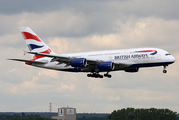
[20,27,55,60]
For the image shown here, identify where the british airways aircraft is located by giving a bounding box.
[9,27,175,78]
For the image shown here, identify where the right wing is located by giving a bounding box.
[28,51,105,66]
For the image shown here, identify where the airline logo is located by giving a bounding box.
[33,48,51,60]
[115,50,157,60]
[27,44,44,51]
[21,32,42,42]
[135,50,157,55]
[21,31,52,61]
[21,32,44,51]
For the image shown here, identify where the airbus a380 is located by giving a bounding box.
[9,27,175,78]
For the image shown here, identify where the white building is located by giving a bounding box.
[52,107,76,120]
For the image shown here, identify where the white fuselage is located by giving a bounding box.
[33,47,175,73]
[9,27,176,78]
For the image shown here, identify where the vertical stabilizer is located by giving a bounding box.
[20,27,55,60]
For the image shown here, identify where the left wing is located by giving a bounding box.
[28,51,100,64]
[27,51,132,69]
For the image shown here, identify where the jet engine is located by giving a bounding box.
[70,58,87,67]
[125,68,139,72]
[98,62,114,71]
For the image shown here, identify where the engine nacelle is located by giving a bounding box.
[70,58,87,67]
[125,68,139,72]
[98,62,114,71]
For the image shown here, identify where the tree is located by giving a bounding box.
[108,108,177,120]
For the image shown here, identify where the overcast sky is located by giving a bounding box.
[0,0,179,113]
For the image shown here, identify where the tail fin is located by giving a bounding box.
[20,27,55,60]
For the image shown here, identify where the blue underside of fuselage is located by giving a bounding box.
[57,62,174,72]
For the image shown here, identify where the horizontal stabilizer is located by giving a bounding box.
[7,59,47,64]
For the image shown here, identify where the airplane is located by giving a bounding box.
[8,27,176,78]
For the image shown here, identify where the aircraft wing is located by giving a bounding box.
[28,51,104,64]
[27,52,132,68]
[8,59,47,64]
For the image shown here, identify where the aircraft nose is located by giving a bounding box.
[171,55,176,63]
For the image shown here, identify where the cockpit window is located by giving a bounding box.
[165,53,171,56]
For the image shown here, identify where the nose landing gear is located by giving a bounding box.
[163,65,167,73]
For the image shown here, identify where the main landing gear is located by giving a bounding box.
[87,73,103,78]
[87,72,112,78]
[104,72,111,78]
[163,65,167,73]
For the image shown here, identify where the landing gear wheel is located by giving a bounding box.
[99,75,103,78]
[87,74,91,77]
[163,70,167,73]
[87,73,103,78]
[107,75,112,78]
[104,73,112,78]
[95,75,98,78]
[104,74,107,77]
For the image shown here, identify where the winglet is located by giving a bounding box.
[23,49,28,55]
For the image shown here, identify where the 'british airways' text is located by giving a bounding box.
[115,54,149,60]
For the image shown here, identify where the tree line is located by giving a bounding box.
[108,107,178,120]
[0,108,178,120]
[0,113,52,120]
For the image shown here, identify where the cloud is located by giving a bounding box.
[108,96,120,101]
[73,103,90,113]
[104,104,122,113]
[47,17,179,52]
[47,37,85,53]
[56,83,75,92]
[1,0,179,113]
[17,11,88,37]
[0,10,88,39]
[114,17,179,48]
[38,69,59,79]
[0,77,52,95]
[131,90,172,101]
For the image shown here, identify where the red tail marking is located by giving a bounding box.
[33,49,52,60]
[21,32,42,42]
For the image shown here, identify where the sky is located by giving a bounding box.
[0,0,179,113]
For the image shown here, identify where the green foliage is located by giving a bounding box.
[9,118,54,120]
[0,113,44,120]
[0,114,52,120]
[108,108,177,120]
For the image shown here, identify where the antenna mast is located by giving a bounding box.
[49,102,52,118]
